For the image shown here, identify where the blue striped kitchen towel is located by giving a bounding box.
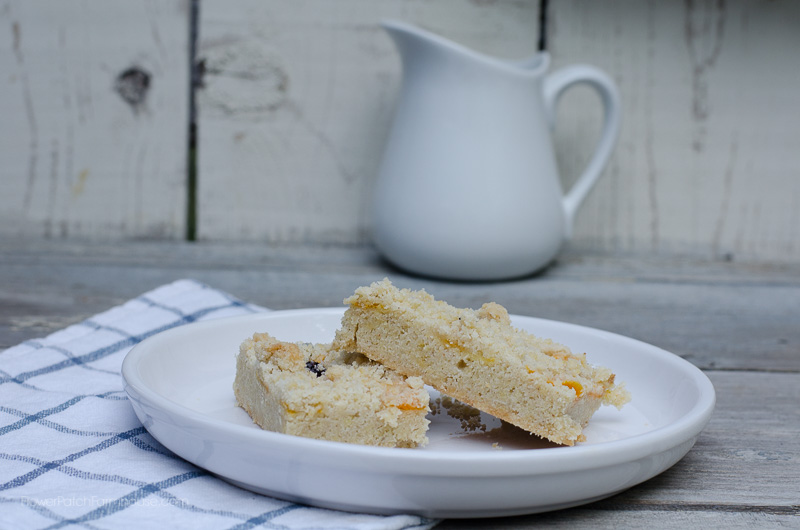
[0,279,437,530]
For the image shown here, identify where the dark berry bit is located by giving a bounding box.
[306,361,325,377]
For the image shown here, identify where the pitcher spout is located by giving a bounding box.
[380,19,549,76]
[380,20,446,70]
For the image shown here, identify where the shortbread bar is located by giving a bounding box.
[332,279,629,446]
[234,332,430,448]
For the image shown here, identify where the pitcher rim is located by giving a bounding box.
[381,19,551,78]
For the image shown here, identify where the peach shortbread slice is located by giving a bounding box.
[234,332,429,448]
[332,279,629,446]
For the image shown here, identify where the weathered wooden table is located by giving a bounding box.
[2,238,798,527]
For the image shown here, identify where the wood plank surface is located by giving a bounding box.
[195,0,541,243]
[1,239,797,370]
[0,0,190,239]
[1,238,798,527]
[548,0,800,264]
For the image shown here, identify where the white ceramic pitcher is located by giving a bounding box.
[372,21,621,281]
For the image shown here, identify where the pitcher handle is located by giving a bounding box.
[543,65,621,238]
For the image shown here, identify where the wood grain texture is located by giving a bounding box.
[4,0,800,274]
[1,238,797,370]
[548,0,800,264]
[0,0,189,239]
[195,0,540,243]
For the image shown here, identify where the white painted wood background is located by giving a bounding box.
[549,0,800,263]
[0,0,189,239]
[196,0,540,243]
[2,0,799,265]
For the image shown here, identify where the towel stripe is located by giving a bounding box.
[0,453,254,524]
[0,391,128,437]
[0,452,171,489]
[0,498,96,530]
[226,505,304,530]
[0,301,245,386]
[0,427,146,492]
[0,396,87,437]
[0,407,120,438]
[44,470,206,529]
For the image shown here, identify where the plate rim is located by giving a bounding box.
[122,308,716,478]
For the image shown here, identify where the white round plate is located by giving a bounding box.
[122,308,715,518]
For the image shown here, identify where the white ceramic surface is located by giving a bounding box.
[122,309,715,518]
[372,21,621,280]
